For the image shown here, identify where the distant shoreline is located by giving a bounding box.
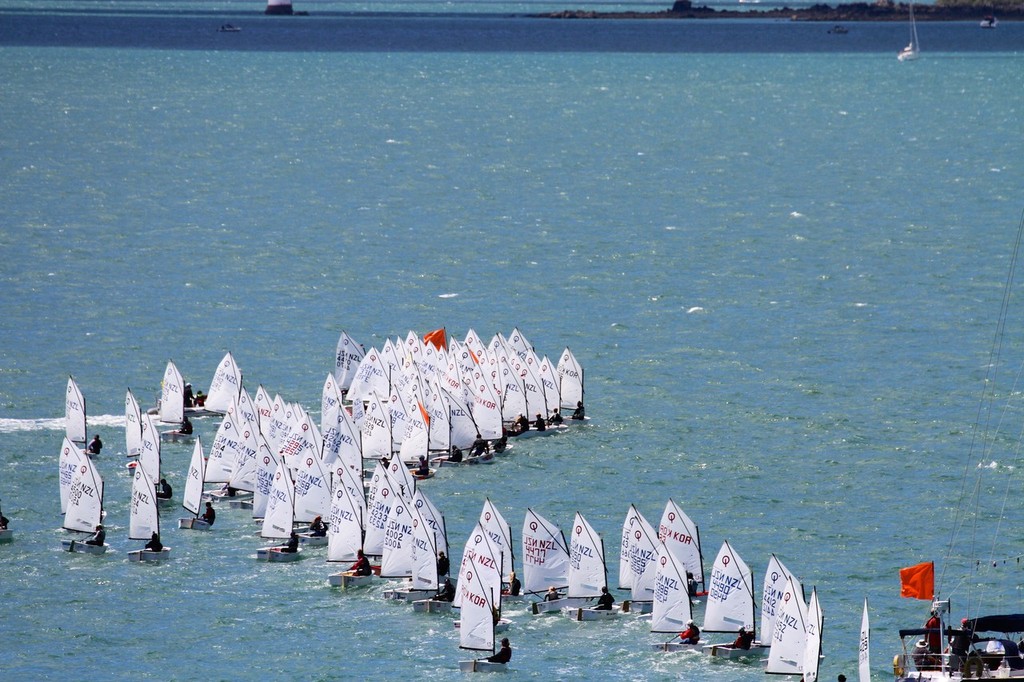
[533,2,1022,21]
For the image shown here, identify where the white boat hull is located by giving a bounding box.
[621,599,651,614]
[412,599,453,613]
[566,606,620,622]
[61,539,107,554]
[382,587,435,602]
[178,517,211,531]
[202,489,253,503]
[160,430,194,443]
[297,533,328,547]
[650,641,702,652]
[328,572,373,588]
[511,424,567,439]
[127,547,172,562]
[531,597,591,615]
[0,529,12,543]
[256,546,302,562]
[228,499,253,510]
[458,660,508,673]
[703,642,769,658]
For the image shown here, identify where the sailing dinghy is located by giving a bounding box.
[256,463,303,562]
[178,437,212,530]
[457,553,508,673]
[127,465,171,562]
[61,455,107,554]
[702,540,766,658]
[649,542,701,651]
[619,504,659,615]
[533,511,606,615]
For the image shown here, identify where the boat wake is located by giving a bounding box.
[0,414,125,434]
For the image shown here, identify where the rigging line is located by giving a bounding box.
[941,208,1024,608]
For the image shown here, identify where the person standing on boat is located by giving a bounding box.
[144,532,163,552]
[85,524,105,546]
[156,478,172,500]
[436,550,450,577]
[594,586,614,611]
[201,502,216,526]
[486,638,512,664]
[925,610,942,653]
[86,435,103,455]
[732,626,755,650]
[350,549,372,576]
[194,390,206,407]
[183,383,195,408]
[678,619,701,644]
[179,416,193,435]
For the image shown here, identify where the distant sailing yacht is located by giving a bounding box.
[897,1,921,61]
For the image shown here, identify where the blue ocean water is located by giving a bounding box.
[1,8,1023,681]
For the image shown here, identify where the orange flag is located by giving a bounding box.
[899,561,934,600]
[423,328,446,351]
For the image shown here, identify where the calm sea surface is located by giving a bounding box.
[1,6,1023,680]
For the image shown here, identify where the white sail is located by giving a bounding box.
[766,575,809,675]
[497,354,527,423]
[326,464,365,563]
[568,512,606,599]
[63,456,104,533]
[469,365,503,440]
[650,541,694,633]
[139,412,161,484]
[859,598,870,682]
[443,387,480,450]
[364,461,398,555]
[386,457,416,502]
[458,553,498,654]
[334,330,365,392]
[618,501,659,598]
[361,392,393,460]
[379,493,416,579]
[182,436,206,517]
[703,540,755,634]
[410,504,439,591]
[205,351,242,413]
[413,489,448,557]
[159,360,185,424]
[480,498,513,576]
[59,436,85,514]
[521,508,570,595]
[292,447,331,524]
[556,347,584,410]
[65,375,87,445]
[762,554,802,646]
[263,394,292,457]
[658,499,705,589]
[227,409,259,492]
[803,587,823,682]
[125,388,142,457]
[398,397,430,464]
[234,386,259,435]
[204,411,239,485]
[129,464,160,540]
[537,356,561,416]
[251,434,279,519]
[619,504,659,598]
[254,384,273,433]
[455,522,503,609]
[348,347,391,404]
[260,462,295,539]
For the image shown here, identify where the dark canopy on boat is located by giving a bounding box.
[966,615,1024,634]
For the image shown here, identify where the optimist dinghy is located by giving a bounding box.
[178,438,212,530]
[649,542,701,652]
[61,453,108,554]
[127,465,171,563]
[456,553,508,673]
[534,512,605,615]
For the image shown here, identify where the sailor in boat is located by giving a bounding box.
[414,457,430,477]
[156,478,173,500]
[179,416,193,435]
[492,435,507,453]
[308,515,327,537]
[686,571,698,597]
[433,577,456,602]
[201,502,216,527]
[594,586,614,611]
[447,446,463,464]
[486,638,512,665]
[533,414,546,432]
[349,549,373,576]
[85,524,105,546]
[0,512,9,531]
[505,571,521,597]
[548,409,563,425]
[86,434,103,456]
[544,586,561,602]
[183,383,195,408]
[470,434,489,457]
[280,532,299,553]
[678,619,701,645]
[732,626,755,650]
[194,390,206,407]
[144,532,163,552]
[512,414,529,435]
[571,401,585,420]
[436,550,449,577]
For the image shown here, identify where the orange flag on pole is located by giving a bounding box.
[899,561,934,600]
[423,328,446,351]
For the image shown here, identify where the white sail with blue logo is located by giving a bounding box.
[59,436,85,514]
[327,463,365,563]
[657,499,705,593]
[125,388,142,458]
[619,504,659,598]
[703,540,754,633]
[766,575,809,675]
[762,554,802,647]
[159,360,184,425]
[568,512,606,599]
[334,330,365,393]
[260,463,295,540]
[205,351,242,414]
[650,541,694,634]
[65,375,87,445]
